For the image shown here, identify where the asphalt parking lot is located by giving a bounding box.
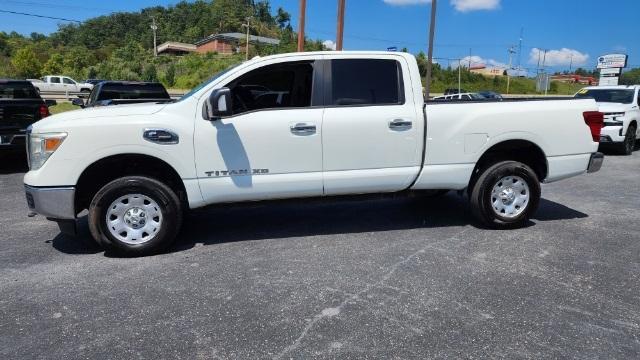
[1,150,639,359]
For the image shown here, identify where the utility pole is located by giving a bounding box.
[242,17,252,60]
[297,0,306,52]
[542,49,548,95]
[424,0,437,99]
[458,58,461,94]
[569,54,573,73]
[506,45,516,94]
[151,17,158,57]
[336,0,346,51]
[468,48,472,70]
[517,27,523,70]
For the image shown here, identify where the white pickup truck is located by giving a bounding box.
[575,85,639,155]
[30,76,94,94]
[24,52,604,256]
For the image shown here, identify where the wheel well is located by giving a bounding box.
[75,154,187,215]
[469,140,548,189]
[630,120,637,129]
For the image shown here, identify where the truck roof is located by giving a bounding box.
[582,85,639,90]
[247,50,416,64]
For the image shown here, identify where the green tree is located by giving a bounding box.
[620,68,640,85]
[11,46,41,78]
[275,7,291,30]
[141,63,158,82]
[42,53,64,74]
[165,63,176,87]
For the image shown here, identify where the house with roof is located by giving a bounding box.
[157,32,280,56]
[195,32,280,54]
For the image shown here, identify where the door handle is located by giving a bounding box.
[143,128,179,144]
[389,119,412,130]
[290,123,316,135]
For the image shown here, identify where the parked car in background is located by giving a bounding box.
[432,92,486,101]
[575,85,639,155]
[24,51,604,256]
[30,76,94,94]
[478,90,503,100]
[0,79,55,152]
[72,81,172,108]
[444,88,468,95]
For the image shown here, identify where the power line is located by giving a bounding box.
[2,0,115,12]
[0,9,82,23]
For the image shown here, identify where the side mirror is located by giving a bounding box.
[205,87,233,119]
[45,99,57,107]
[71,98,85,108]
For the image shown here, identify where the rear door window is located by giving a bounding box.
[329,59,404,106]
[50,77,61,84]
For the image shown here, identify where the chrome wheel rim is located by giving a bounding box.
[490,175,530,219]
[105,194,163,244]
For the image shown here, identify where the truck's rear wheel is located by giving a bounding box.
[470,161,540,228]
[88,176,182,256]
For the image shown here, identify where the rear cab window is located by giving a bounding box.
[0,81,40,99]
[97,83,170,101]
[328,58,404,106]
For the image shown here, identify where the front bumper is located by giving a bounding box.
[24,185,76,220]
[587,152,604,173]
[600,125,624,143]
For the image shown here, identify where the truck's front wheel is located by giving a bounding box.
[470,161,540,228]
[88,176,182,256]
[618,125,636,155]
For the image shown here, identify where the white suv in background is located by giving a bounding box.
[575,85,640,155]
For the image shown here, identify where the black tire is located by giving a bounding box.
[470,161,540,229]
[618,125,636,155]
[80,88,91,93]
[88,176,182,256]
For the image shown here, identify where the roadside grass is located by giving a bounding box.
[50,102,81,114]
[428,74,585,95]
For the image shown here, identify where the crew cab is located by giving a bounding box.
[72,81,172,108]
[30,76,94,94]
[23,52,604,256]
[575,85,639,155]
[0,79,55,151]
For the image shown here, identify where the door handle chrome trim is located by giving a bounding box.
[290,123,316,135]
[388,119,412,130]
[143,128,179,144]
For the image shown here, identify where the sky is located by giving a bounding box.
[1,0,639,74]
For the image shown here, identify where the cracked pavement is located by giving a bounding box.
[1,150,639,359]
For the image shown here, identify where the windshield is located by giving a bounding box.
[179,64,240,101]
[575,89,635,104]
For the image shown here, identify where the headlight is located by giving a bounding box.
[27,132,67,170]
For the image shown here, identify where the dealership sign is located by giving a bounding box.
[597,54,628,69]
[597,54,627,86]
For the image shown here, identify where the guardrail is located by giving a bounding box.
[39,90,187,101]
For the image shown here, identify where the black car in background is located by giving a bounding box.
[84,79,107,86]
[73,81,172,108]
[478,90,504,100]
[444,88,468,95]
[0,79,56,152]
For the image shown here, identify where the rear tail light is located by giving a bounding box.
[39,104,50,118]
[583,111,604,142]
